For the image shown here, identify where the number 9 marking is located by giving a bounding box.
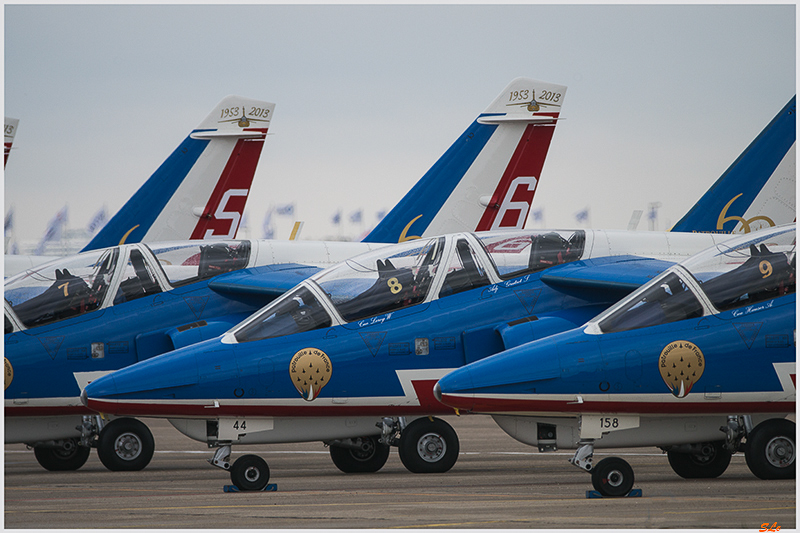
[387,277,402,294]
[759,260,773,278]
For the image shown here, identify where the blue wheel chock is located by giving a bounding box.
[223,483,278,493]
[586,488,642,498]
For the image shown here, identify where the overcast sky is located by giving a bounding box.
[4,3,796,245]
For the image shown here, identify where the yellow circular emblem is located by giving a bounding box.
[659,340,704,398]
[4,358,13,390]
[289,348,332,401]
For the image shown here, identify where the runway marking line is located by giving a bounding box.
[664,506,796,515]
[2,497,600,514]
[391,519,532,528]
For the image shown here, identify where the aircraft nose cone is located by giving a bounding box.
[432,382,442,402]
[435,366,476,412]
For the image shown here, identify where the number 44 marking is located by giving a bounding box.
[217,417,275,441]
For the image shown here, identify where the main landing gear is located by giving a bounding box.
[328,416,460,475]
[396,417,460,473]
[211,416,460,491]
[685,416,795,480]
[30,415,155,472]
[32,438,92,471]
[664,441,732,479]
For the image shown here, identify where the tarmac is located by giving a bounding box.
[4,415,796,529]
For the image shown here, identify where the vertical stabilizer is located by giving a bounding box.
[82,96,274,251]
[5,117,19,168]
[363,78,566,243]
[672,97,796,234]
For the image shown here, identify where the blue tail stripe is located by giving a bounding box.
[362,118,499,243]
[672,96,796,233]
[82,134,211,251]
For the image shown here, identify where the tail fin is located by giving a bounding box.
[363,78,566,243]
[82,96,275,251]
[671,96,796,234]
[5,117,19,168]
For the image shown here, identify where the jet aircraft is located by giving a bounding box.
[5,77,566,472]
[434,224,795,496]
[79,95,795,490]
[5,95,275,276]
[81,228,732,489]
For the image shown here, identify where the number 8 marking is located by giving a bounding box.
[387,277,402,294]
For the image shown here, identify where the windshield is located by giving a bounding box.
[313,237,445,322]
[147,241,251,287]
[5,248,119,328]
[599,271,704,333]
[477,230,585,279]
[682,226,795,311]
[597,225,796,333]
[234,285,332,342]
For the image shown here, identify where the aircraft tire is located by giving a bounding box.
[33,439,91,471]
[97,418,155,471]
[745,419,795,480]
[329,436,390,473]
[398,417,459,474]
[591,457,634,497]
[230,454,270,491]
[667,441,731,479]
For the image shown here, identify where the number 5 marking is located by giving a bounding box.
[204,189,249,239]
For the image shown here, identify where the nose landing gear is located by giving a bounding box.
[208,445,272,492]
[569,440,635,498]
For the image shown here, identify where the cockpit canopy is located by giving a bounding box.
[5,240,252,330]
[6,248,119,329]
[596,225,795,333]
[231,230,588,343]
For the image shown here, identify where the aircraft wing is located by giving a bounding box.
[540,255,675,295]
[208,263,322,298]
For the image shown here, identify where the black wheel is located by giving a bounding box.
[97,418,154,471]
[398,417,459,473]
[591,457,635,497]
[745,419,795,480]
[330,436,390,473]
[230,454,270,491]
[33,439,91,471]
[667,441,732,479]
